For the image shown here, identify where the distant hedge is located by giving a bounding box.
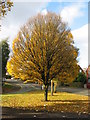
[70,82,84,88]
[74,72,87,84]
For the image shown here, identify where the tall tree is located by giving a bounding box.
[7,12,79,101]
[0,39,10,78]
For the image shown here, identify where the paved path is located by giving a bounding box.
[57,87,89,96]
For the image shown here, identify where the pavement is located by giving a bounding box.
[57,87,89,96]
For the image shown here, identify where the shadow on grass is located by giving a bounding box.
[2,104,90,119]
[47,99,89,103]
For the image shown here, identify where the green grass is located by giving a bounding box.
[3,83,14,88]
[1,90,89,114]
[2,82,20,93]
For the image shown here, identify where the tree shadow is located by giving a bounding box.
[48,100,89,103]
[2,105,90,119]
[2,106,46,118]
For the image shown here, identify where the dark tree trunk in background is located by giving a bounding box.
[44,85,48,101]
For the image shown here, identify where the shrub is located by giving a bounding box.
[74,72,87,84]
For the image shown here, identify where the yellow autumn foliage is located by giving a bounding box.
[7,12,79,90]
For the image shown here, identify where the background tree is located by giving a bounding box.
[74,72,87,84]
[0,0,13,30]
[0,39,10,85]
[7,12,79,101]
[0,0,13,16]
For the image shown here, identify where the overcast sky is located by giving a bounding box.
[0,0,89,69]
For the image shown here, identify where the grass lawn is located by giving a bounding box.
[0,90,89,114]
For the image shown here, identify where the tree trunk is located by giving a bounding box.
[54,83,57,93]
[2,78,4,86]
[41,85,42,90]
[44,85,48,101]
[51,80,53,96]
